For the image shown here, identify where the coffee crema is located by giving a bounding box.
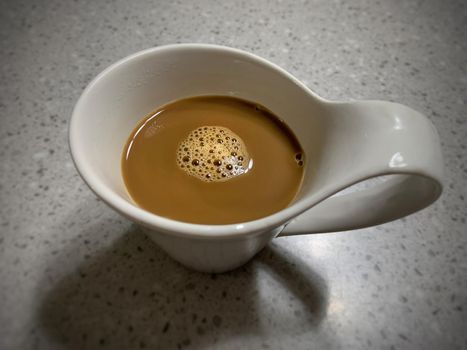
[176,125,252,182]
[122,96,305,225]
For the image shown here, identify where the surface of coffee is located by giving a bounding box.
[122,96,304,224]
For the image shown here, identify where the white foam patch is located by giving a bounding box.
[176,126,251,182]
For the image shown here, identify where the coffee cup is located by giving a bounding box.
[69,44,443,273]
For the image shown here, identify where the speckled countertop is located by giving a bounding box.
[1,0,466,349]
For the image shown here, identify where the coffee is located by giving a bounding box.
[122,96,304,224]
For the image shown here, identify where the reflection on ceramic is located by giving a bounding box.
[69,44,444,273]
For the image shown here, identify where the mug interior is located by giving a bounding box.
[70,45,328,224]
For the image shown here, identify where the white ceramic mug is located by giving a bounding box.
[69,44,444,273]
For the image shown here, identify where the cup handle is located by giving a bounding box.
[280,100,444,236]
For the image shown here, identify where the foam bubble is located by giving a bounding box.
[176,126,251,182]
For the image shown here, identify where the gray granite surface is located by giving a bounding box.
[1,0,466,349]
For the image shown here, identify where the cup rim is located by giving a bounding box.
[69,43,325,239]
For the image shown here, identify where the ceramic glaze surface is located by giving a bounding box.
[69,44,443,272]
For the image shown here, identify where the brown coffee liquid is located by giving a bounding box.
[122,96,304,225]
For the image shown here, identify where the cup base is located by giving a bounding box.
[141,225,284,273]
